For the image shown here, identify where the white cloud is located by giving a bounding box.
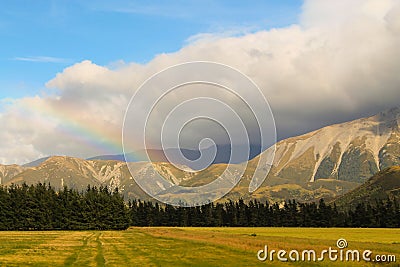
[1,0,400,165]
[12,56,71,63]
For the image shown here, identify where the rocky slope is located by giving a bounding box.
[255,107,400,184]
[3,156,191,200]
[0,164,26,184]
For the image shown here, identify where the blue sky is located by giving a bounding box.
[0,0,301,100]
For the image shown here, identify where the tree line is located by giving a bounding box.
[128,198,400,228]
[0,183,399,230]
[0,183,129,230]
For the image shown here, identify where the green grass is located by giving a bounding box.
[0,228,399,266]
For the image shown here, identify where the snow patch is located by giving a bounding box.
[156,181,166,191]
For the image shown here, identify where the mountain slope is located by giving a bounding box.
[5,156,207,201]
[253,107,400,184]
[333,166,400,209]
[8,156,113,189]
[0,164,27,184]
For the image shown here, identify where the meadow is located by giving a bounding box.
[0,227,399,266]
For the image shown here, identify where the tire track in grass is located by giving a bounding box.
[64,232,95,267]
[95,233,105,267]
[128,229,258,267]
[102,230,158,266]
[101,234,131,266]
[140,230,253,266]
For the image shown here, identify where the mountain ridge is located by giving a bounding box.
[2,107,400,203]
[254,106,400,184]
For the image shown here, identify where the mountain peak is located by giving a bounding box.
[42,155,76,164]
[374,106,400,122]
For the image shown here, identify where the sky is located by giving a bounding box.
[1,0,400,165]
[0,0,300,99]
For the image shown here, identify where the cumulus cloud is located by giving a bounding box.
[1,0,400,164]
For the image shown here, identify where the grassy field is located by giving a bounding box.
[0,228,399,266]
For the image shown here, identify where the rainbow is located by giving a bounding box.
[18,96,146,160]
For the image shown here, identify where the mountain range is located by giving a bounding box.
[1,107,400,203]
[87,144,262,169]
[25,144,262,170]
